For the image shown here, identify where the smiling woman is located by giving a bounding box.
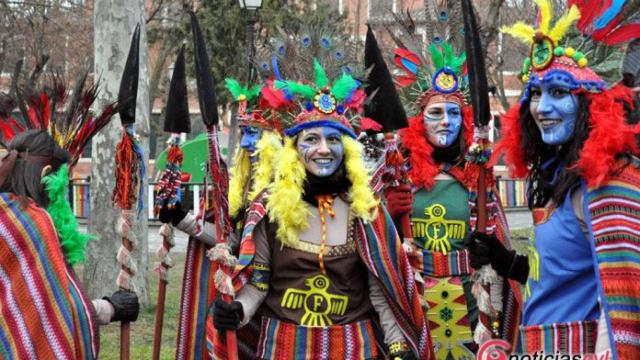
[487,1,640,357]
[207,55,432,360]
[296,127,344,177]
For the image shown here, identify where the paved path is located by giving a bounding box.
[82,209,532,254]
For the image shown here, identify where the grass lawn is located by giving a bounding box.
[96,254,186,360]
[91,228,532,358]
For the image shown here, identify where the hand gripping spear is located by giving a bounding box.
[190,13,238,359]
[111,24,144,360]
[152,45,191,360]
[461,0,502,344]
[364,26,423,291]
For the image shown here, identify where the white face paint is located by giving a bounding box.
[296,126,344,177]
[423,102,463,148]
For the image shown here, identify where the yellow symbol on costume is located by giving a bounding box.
[281,274,348,327]
[424,277,475,360]
[524,229,540,300]
[414,204,466,255]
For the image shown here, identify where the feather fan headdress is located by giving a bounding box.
[0,74,117,166]
[254,27,365,138]
[502,0,640,97]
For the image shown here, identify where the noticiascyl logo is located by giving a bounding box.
[477,339,510,360]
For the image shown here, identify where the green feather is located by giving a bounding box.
[313,59,329,89]
[43,164,95,265]
[276,80,317,99]
[450,53,466,75]
[224,78,244,100]
[442,43,454,66]
[428,43,444,70]
[331,73,358,101]
[247,84,262,101]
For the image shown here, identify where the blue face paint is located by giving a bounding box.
[239,126,261,153]
[296,126,344,177]
[529,73,578,146]
[423,102,462,148]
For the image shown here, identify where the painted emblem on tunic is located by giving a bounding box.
[281,274,348,327]
[525,229,540,300]
[412,204,466,255]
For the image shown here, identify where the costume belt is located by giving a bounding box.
[519,319,598,355]
[416,248,472,277]
[256,317,379,360]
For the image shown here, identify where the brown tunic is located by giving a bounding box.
[262,224,373,326]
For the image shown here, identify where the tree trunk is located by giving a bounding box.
[86,0,150,306]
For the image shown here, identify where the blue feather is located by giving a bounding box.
[594,0,625,30]
[400,58,418,74]
[272,55,283,80]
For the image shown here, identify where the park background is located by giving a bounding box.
[1,0,617,357]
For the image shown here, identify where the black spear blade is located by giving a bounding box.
[364,26,408,131]
[190,12,218,128]
[461,0,490,127]
[164,45,191,134]
[118,24,141,126]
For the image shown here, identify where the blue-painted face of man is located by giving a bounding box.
[423,102,462,148]
[296,126,344,177]
[240,126,261,153]
[529,73,578,146]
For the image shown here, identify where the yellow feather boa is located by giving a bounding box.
[229,130,282,218]
[268,135,378,247]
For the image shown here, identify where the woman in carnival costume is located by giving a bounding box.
[469,1,640,358]
[0,80,139,359]
[159,79,283,246]
[387,35,522,359]
[208,53,433,359]
[159,81,286,360]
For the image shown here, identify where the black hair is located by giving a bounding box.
[0,130,70,207]
[519,93,590,208]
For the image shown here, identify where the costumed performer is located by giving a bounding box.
[469,1,640,358]
[209,57,433,359]
[387,39,522,358]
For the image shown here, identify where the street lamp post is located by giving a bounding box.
[238,0,263,82]
[228,0,263,164]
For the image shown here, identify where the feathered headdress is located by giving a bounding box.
[253,26,365,138]
[393,37,473,190]
[275,60,365,138]
[502,0,640,96]
[495,0,640,187]
[0,74,118,166]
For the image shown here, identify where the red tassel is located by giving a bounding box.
[112,131,135,210]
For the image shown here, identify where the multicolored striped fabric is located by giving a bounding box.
[417,248,472,277]
[520,320,598,354]
[255,317,379,360]
[583,161,640,360]
[354,206,433,359]
[448,165,523,349]
[175,238,214,360]
[208,195,433,359]
[0,193,98,359]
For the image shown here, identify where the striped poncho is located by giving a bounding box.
[583,160,640,360]
[0,193,98,359]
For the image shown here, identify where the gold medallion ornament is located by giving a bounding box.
[281,274,348,327]
[412,204,466,255]
[530,33,555,71]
